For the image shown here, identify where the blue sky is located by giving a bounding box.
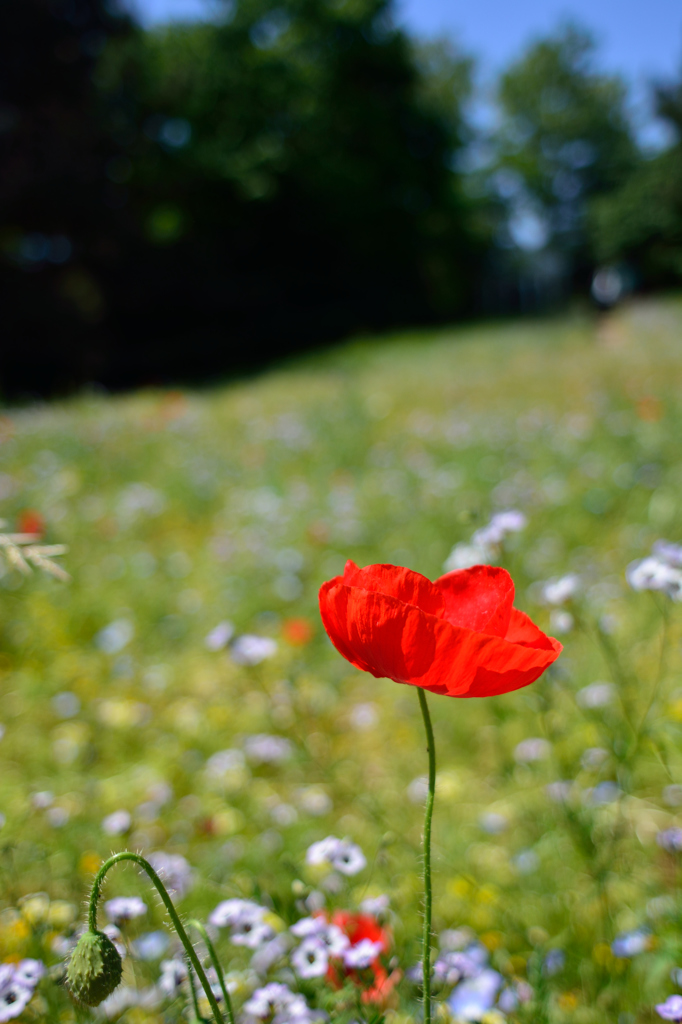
[128,0,681,143]
[129,0,681,79]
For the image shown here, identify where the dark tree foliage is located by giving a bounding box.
[0,0,133,395]
[0,0,479,396]
[590,72,682,287]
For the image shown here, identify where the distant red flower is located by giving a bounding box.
[17,509,45,538]
[328,911,399,1005]
[282,617,314,646]
[319,562,561,698]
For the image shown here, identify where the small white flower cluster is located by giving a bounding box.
[305,836,367,876]
[101,809,132,836]
[243,982,319,1024]
[657,994,682,1021]
[657,827,682,853]
[104,896,147,923]
[611,928,650,958]
[209,899,275,949]
[410,933,534,1021]
[0,960,44,1023]
[576,681,615,709]
[158,958,188,997]
[540,573,581,606]
[206,734,293,781]
[444,510,526,572]
[514,737,551,764]
[627,540,682,600]
[290,917,349,978]
[146,851,194,900]
[204,622,278,665]
[244,734,293,765]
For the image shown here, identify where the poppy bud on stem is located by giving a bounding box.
[79,851,225,1024]
[417,688,436,1024]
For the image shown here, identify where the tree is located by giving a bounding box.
[0,0,480,394]
[89,0,480,388]
[590,70,682,287]
[0,0,133,395]
[486,24,637,287]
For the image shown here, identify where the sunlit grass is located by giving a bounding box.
[2,296,682,1022]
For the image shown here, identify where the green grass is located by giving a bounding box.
[3,297,682,1023]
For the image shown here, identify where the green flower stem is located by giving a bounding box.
[88,851,223,1024]
[418,688,436,1024]
[187,954,206,1023]
[188,919,236,1024]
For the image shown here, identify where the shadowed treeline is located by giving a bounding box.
[1,0,681,396]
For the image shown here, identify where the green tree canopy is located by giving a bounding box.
[1,0,480,393]
[488,24,637,277]
[590,68,682,287]
[88,0,480,387]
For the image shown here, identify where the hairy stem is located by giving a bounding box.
[187,955,206,1023]
[418,688,436,1024]
[188,919,236,1024]
[88,852,223,1024]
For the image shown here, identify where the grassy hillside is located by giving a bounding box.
[2,298,682,1023]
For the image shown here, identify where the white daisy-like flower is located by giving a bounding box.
[204,621,235,651]
[291,937,329,978]
[104,896,148,923]
[443,543,491,572]
[626,556,682,599]
[209,899,274,949]
[514,738,551,763]
[576,681,615,708]
[0,965,33,1023]
[305,836,366,875]
[231,635,278,666]
[244,734,293,764]
[147,852,194,899]
[12,960,44,989]
[306,836,342,867]
[343,938,383,969]
[158,958,188,996]
[101,809,131,835]
[541,573,581,605]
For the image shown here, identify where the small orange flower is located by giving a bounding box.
[283,618,314,646]
[327,911,400,1005]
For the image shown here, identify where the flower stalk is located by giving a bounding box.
[87,851,224,1024]
[417,688,436,1024]
[188,918,236,1024]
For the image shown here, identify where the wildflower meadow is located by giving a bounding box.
[3,298,682,1024]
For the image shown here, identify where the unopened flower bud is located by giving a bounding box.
[66,929,123,1006]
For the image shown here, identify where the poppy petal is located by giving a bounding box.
[342,561,444,617]
[505,607,557,648]
[319,581,449,685]
[466,626,563,698]
[319,582,506,695]
[435,565,515,636]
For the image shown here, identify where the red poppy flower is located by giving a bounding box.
[319,561,561,698]
[328,911,400,1005]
